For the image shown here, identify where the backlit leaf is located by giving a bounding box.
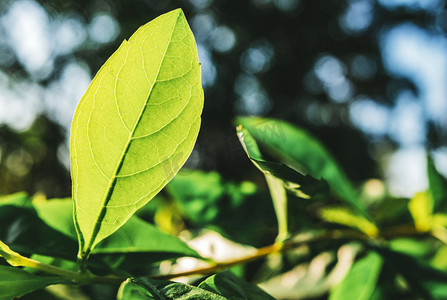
[408,192,433,232]
[70,9,203,259]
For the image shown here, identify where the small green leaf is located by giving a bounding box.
[330,251,383,300]
[0,265,66,300]
[389,238,433,257]
[71,9,203,259]
[319,206,379,237]
[237,117,362,211]
[118,278,227,300]
[198,271,276,300]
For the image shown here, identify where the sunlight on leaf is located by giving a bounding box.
[319,207,379,237]
[70,9,203,259]
[408,192,433,232]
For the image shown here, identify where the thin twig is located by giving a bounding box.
[1,225,439,284]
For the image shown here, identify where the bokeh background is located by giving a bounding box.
[0,0,446,198]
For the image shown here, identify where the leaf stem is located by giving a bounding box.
[0,225,435,285]
[153,242,284,280]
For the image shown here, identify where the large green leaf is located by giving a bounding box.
[70,9,203,259]
[117,278,227,300]
[34,199,199,273]
[330,251,383,300]
[198,271,276,300]
[0,265,66,300]
[237,117,362,211]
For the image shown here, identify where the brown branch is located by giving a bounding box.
[2,225,437,285]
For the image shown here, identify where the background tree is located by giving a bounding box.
[0,0,446,202]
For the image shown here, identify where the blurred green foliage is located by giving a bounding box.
[0,1,446,299]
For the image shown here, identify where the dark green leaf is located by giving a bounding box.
[236,125,329,199]
[0,265,66,300]
[34,199,200,274]
[118,279,159,300]
[166,170,277,246]
[199,271,276,300]
[374,246,447,299]
[92,216,201,274]
[237,117,362,211]
[167,171,226,224]
[0,200,78,260]
[427,154,447,212]
[35,199,198,256]
[94,216,199,257]
[118,278,227,300]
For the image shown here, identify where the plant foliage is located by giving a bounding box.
[1,8,447,300]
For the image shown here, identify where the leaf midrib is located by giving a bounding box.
[82,10,182,255]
